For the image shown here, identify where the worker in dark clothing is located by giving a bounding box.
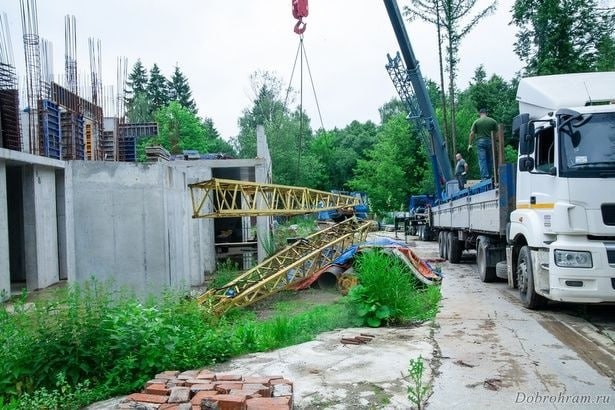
[455,152,468,190]
[468,108,497,180]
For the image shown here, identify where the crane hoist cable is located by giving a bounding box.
[286,0,325,182]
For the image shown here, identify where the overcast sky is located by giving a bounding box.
[2,0,522,140]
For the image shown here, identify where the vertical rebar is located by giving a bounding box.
[64,15,77,95]
[20,0,41,155]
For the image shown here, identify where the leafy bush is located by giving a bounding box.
[0,280,352,408]
[348,249,441,326]
[210,259,241,288]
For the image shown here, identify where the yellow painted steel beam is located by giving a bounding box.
[198,218,371,315]
[188,178,361,218]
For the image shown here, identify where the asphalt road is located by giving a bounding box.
[407,237,615,410]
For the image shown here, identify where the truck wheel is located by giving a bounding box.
[447,232,462,263]
[419,225,427,241]
[477,236,496,282]
[442,231,449,260]
[517,246,547,309]
[438,232,445,258]
[495,261,508,280]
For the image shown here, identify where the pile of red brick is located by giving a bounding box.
[121,370,293,409]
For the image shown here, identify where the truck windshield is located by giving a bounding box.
[559,112,615,177]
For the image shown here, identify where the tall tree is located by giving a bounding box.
[378,98,406,124]
[349,113,429,215]
[169,65,198,114]
[234,70,322,187]
[202,117,236,156]
[136,102,231,159]
[125,59,148,98]
[512,0,615,74]
[126,92,153,123]
[405,0,497,155]
[147,64,169,114]
[125,60,149,121]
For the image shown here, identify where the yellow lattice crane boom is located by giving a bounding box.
[188,178,361,218]
[198,218,371,315]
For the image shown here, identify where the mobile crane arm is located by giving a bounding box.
[383,0,453,199]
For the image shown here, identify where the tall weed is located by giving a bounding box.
[348,249,440,326]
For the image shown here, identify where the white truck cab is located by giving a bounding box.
[509,72,615,308]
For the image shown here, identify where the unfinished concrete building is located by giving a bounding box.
[0,126,272,301]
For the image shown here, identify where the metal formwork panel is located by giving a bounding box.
[39,99,61,159]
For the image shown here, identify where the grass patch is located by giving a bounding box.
[210,259,241,289]
[0,281,353,409]
[1,248,441,409]
[348,249,441,326]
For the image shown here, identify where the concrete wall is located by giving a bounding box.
[0,161,9,300]
[0,148,65,295]
[169,162,215,280]
[66,161,195,296]
[23,165,60,290]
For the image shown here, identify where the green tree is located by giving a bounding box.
[202,118,236,156]
[595,33,615,71]
[147,63,169,114]
[308,120,379,191]
[309,130,356,190]
[125,60,149,122]
[378,98,406,124]
[125,59,148,100]
[463,66,518,141]
[234,71,323,187]
[349,114,429,215]
[405,0,497,155]
[512,0,615,74]
[169,65,198,114]
[234,71,287,158]
[137,102,229,159]
[126,92,153,123]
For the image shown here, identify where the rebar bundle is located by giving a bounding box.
[20,0,43,155]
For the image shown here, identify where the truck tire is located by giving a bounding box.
[442,231,449,260]
[438,231,445,258]
[517,246,547,309]
[477,236,496,282]
[495,261,508,280]
[447,231,462,263]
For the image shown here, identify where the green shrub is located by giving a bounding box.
[1,280,353,408]
[211,259,241,288]
[348,249,440,326]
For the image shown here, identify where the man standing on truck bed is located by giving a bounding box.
[468,108,497,180]
[455,152,468,189]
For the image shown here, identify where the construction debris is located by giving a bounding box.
[119,371,293,410]
[198,218,371,315]
[341,333,376,345]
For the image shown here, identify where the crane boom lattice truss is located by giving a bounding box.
[198,218,371,315]
[189,178,360,218]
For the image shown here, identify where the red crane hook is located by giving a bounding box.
[292,0,309,34]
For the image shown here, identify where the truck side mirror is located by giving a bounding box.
[519,122,535,155]
[518,156,534,172]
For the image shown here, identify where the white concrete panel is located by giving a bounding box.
[22,165,59,290]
